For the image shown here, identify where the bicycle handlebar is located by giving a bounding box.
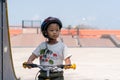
[23,62,76,77]
[23,62,76,69]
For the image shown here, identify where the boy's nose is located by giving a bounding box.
[53,31,57,33]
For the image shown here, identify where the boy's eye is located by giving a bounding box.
[50,30,54,31]
[50,30,59,31]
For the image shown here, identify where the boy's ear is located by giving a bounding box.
[43,31,48,38]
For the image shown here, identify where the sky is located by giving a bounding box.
[7,0,120,29]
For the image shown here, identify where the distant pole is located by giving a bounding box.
[76,27,79,36]
[22,20,24,28]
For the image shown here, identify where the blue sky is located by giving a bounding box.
[8,0,120,29]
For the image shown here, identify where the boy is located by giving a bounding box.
[27,17,71,80]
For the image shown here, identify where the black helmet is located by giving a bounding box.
[41,17,62,38]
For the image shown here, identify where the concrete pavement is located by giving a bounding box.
[11,48,120,80]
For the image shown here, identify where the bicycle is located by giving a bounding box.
[23,62,76,80]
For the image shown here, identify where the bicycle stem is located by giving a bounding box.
[47,70,50,77]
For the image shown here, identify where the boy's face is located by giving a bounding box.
[46,23,61,40]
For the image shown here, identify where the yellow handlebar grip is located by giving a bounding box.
[23,62,27,68]
[64,64,76,69]
[71,64,76,69]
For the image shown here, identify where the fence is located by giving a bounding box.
[22,20,41,34]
